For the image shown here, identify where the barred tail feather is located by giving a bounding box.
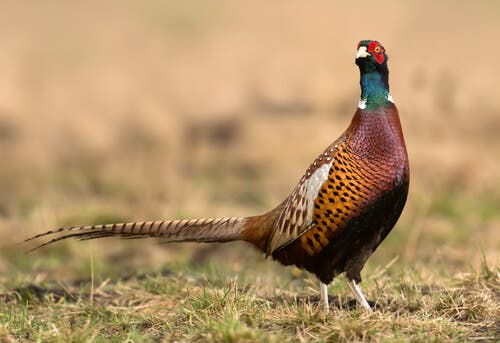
[23,217,247,252]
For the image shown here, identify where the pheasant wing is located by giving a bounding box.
[266,142,339,254]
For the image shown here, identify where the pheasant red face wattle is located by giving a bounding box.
[366,41,385,64]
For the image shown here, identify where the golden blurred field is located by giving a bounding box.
[0,1,499,340]
[1,0,498,265]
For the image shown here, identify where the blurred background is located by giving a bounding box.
[0,1,498,280]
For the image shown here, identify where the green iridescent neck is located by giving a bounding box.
[359,71,391,110]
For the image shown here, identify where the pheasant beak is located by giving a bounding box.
[356,46,370,59]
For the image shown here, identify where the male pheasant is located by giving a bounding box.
[24,40,409,313]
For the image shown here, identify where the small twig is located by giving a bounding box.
[89,243,94,305]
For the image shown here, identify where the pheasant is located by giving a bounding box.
[23,40,409,313]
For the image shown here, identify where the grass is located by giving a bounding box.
[1,253,498,342]
[2,187,497,342]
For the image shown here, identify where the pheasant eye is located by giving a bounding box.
[374,46,381,53]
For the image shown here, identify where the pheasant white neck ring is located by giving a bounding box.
[358,93,394,109]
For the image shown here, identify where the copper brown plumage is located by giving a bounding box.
[23,40,409,313]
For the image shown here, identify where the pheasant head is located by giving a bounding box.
[355,40,391,110]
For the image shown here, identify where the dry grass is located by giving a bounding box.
[0,256,498,341]
[0,1,499,341]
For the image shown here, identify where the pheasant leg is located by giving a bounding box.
[319,281,329,314]
[346,279,372,311]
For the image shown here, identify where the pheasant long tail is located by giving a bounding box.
[23,217,249,252]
